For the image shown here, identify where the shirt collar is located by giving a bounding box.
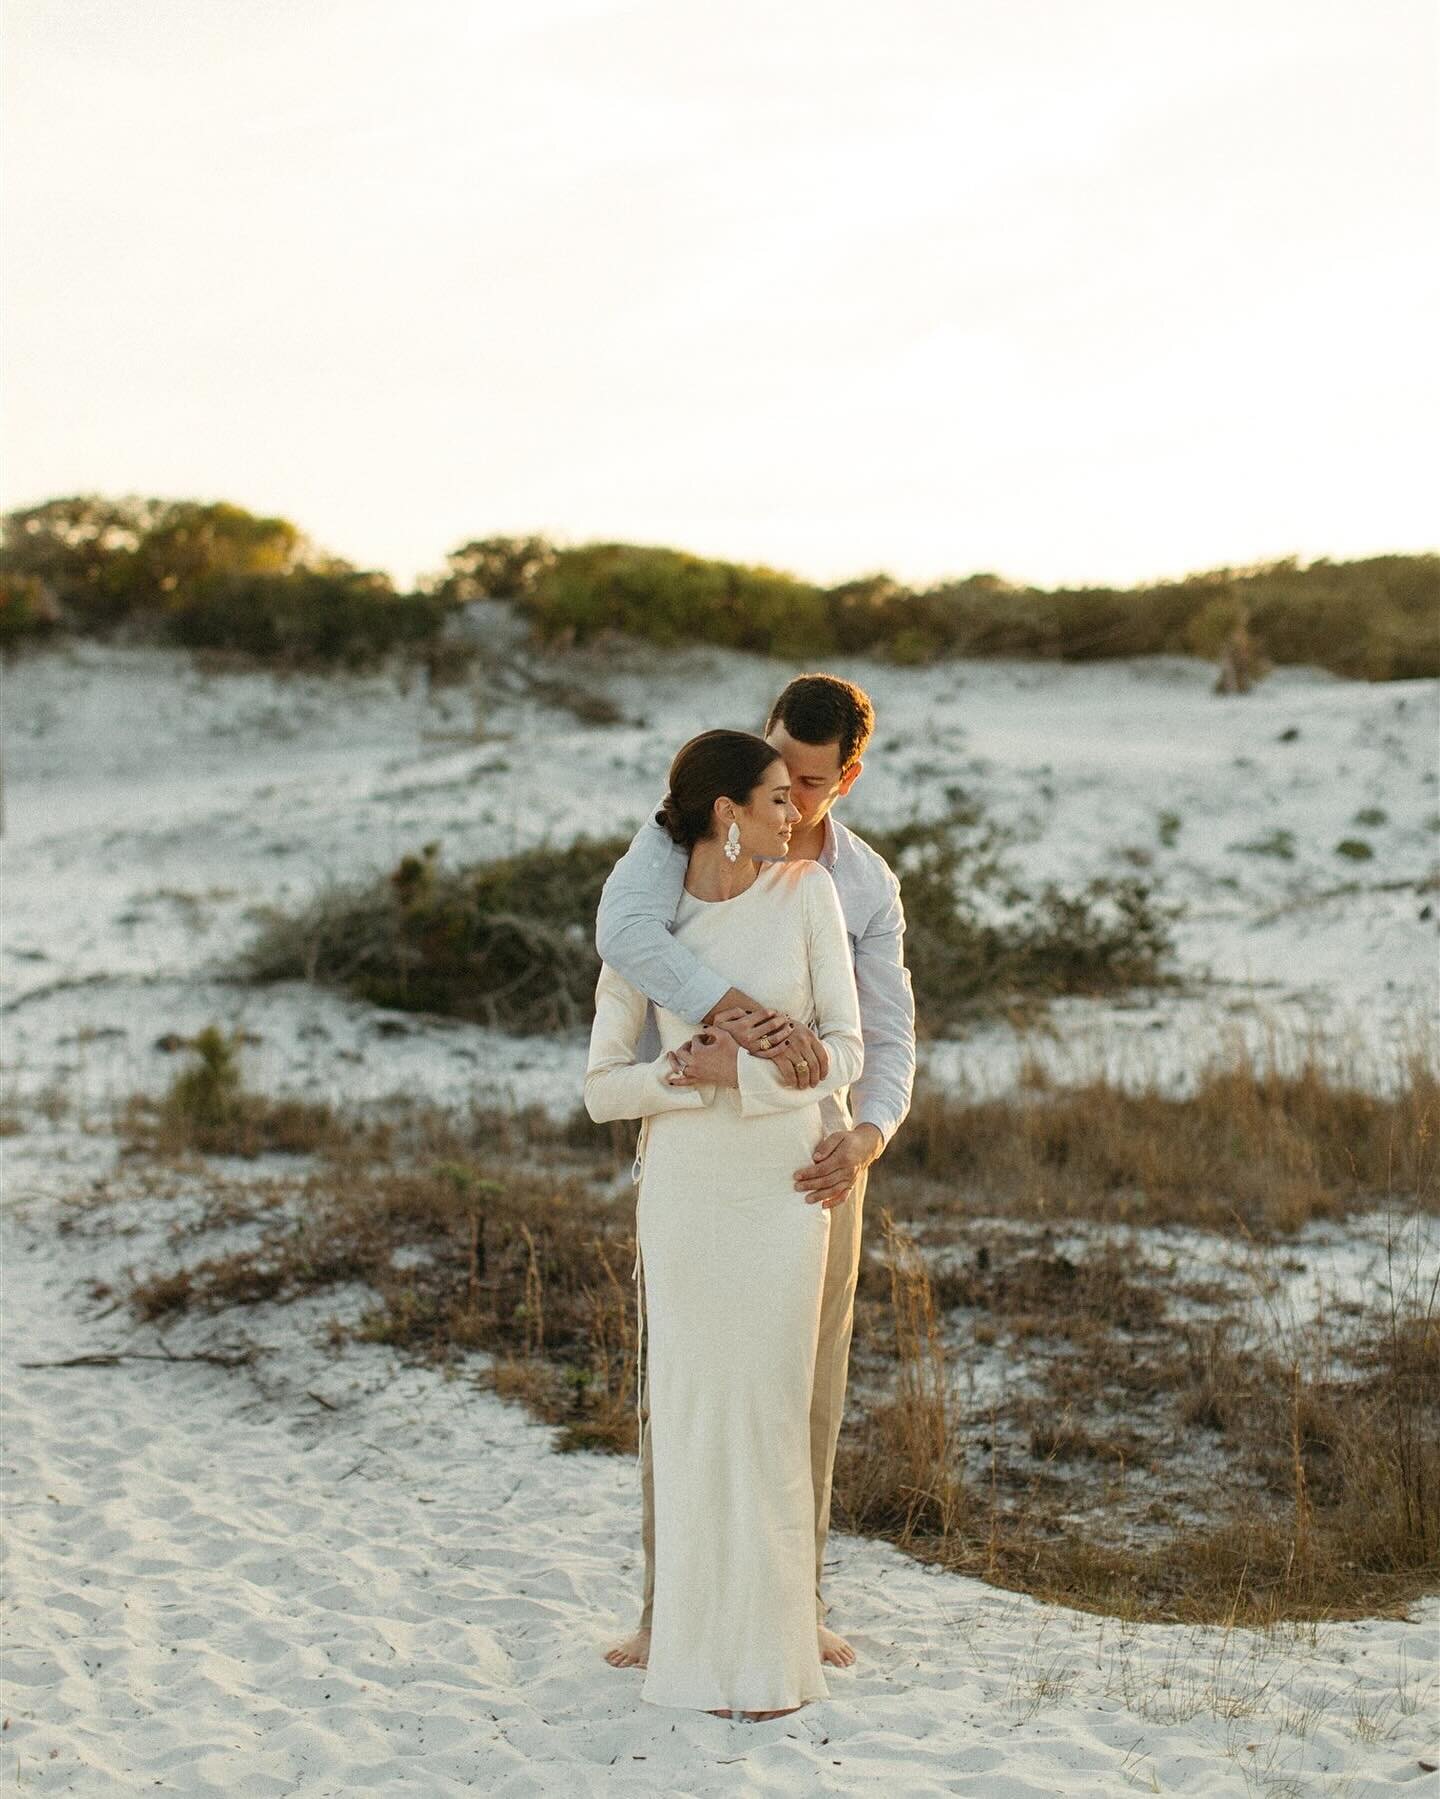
[818,813,840,872]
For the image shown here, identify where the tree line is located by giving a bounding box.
[3,493,1435,679]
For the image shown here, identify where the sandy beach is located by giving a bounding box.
[3,641,1437,1793]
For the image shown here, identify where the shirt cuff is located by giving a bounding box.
[672,966,732,1026]
[853,1104,899,1149]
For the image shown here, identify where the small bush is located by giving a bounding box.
[168,569,455,669]
[243,838,629,1031]
[165,1026,244,1132]
[1230,828,1297,861]
[516,542,833,659]
[857,811,1178,1031]
[127,1025,337,1157]
[1335,838,1375,861]
[0,572,61,649]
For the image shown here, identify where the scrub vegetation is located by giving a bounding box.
[441,533,1439,682]
[239,814,1178,1034]
[5,495,1436,681]
[103,1027,1440,1626]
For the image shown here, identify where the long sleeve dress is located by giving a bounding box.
[584,858,865,1713]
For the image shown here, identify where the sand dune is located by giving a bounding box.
[3,642,1437,1791]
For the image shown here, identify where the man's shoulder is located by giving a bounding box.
[831,818,901,895]
[607,810,684,877]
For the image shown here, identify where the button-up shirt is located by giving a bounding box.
[594,809,916,1148]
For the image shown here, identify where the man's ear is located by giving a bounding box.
[837,759,863,797]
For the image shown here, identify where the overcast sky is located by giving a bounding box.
[3,0,1436,591]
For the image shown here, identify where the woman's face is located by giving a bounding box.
[733,759,801,859]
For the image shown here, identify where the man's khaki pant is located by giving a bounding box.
[637,1163,869,1632]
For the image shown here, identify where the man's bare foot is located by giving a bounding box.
[603,1627,650,1669]
[819,1624,856,1668]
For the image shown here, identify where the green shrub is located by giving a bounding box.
[0,494,459,667]
[164,1026,245,1133]
[0,573,61,648]
[11,493,1437,680]
[492,540,1438,681]
[133,1025,336,1155]
[243,838,630,1031]
[517,542,833,658]
[169,569,453,668]
[856,812,1179,1032]
[244,814,1177,1038]
[430,535,558,603]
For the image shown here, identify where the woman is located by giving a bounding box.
[584,730,864,1721]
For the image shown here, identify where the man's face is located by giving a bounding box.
[764,722,862,829]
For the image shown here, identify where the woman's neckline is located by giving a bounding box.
[681,860,776,906]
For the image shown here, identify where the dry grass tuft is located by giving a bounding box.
[839,1211,966,1544]
[885,1047,1438,1234]
[106,1045,1440,1624]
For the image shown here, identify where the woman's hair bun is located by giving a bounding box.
[655,730,781,850]
[654,792,685,839]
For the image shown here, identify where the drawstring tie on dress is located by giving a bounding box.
[631,1119,650,1478]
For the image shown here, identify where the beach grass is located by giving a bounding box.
[101,1026,1440,1626]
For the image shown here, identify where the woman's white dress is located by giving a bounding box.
[585,858,864,1713]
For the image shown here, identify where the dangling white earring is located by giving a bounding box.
[723,821,741,863]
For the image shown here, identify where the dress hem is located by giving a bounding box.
[640,1686,830,1712]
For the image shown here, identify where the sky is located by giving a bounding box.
[3,0,1436,593]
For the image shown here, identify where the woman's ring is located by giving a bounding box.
[759,1035,771,1051]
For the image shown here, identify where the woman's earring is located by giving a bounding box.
[724,821,741,863]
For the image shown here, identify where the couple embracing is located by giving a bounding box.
[583,673,916,1721]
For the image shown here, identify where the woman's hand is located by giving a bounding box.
[714,1006,829,1089]
[665,1025,740,1089]
[714,1005,797,1057]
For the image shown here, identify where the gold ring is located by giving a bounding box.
[759,1035,771,1051]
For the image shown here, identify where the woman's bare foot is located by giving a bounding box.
[742,1706,801,1721]
[707,1709,734,1718]
[602,1627,650,1669]
[818,1624,856,1668]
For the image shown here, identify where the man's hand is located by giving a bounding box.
[794,1125,883,1209]
[714,1007,830,1089]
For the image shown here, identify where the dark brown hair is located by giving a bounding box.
[655,730,783,849]
[765,672,875,772]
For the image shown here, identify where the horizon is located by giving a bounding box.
[3,0,1436,594]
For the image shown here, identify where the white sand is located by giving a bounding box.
[3,640,1438,1792]
[4,1160,1437,1796]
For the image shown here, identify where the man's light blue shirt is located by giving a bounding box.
[594,809,917,1148]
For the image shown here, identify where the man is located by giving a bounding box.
[594,672,916,1674]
